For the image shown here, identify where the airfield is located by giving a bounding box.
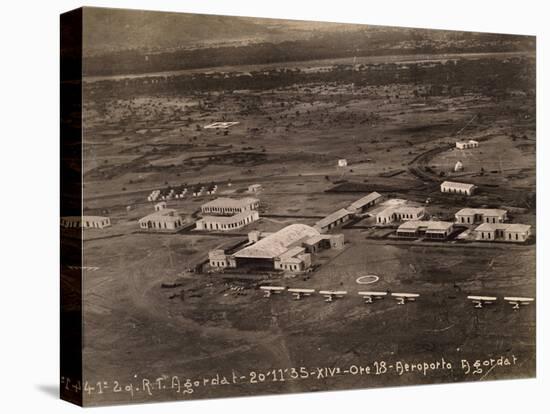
[74,52,536,405]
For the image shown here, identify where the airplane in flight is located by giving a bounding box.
[358,291,387,304]
[260,286,286,298]
[319,290,347,303]
[467,295,497,308]
[504,296,534,310]
[391,292,419,305]
[288,288,315,300]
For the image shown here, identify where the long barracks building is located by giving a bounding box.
[196,210,259,232]
[197,197,261,232]
[201,197,259,216]
[61,216,111,229]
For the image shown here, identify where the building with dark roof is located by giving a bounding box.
[314,208,351,233]
[396,220,454,239]
[347,192,383,213]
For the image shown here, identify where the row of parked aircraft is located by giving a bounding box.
[260,287,534,309]
[260,286,418,304]
[467,295,535,309]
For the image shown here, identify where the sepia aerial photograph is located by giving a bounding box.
[61,7,536,406]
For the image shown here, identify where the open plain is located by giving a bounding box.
[64,13,536,405]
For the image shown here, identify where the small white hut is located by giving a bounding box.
[454,161,464,172]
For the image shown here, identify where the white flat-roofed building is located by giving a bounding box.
[196,210,259,232]
[314,208,351,232]
[138,209,185,231]
[455,208,508,225]
[441,181,476,196]
[425,221,455,239]
[396,220,454,239]
[474,223,531,242]
[347,192,383,214]
[456,140,479,149]
[338,159,348,167]
[201,197,259,216]
[376,207,396,225]
[61,216,111,229]
[376,206,425,224]
[503,224,532,242]
[394,206,425,221]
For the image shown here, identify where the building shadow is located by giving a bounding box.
[36,384,59,399]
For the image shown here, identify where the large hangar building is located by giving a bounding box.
[208,223,344,273]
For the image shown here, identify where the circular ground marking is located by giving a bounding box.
[356,275,379,285]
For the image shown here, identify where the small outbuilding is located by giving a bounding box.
[454,161,464,172]
[154,201,167,211]
[456,140,479,150]
[209,249,232,268]
[248,184,263,193]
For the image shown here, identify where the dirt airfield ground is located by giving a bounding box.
[75,54,535,405]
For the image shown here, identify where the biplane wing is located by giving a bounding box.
[504,296,534,310]
[467,295,497,308]
[358,291,387,303]
[260,286,286,298]
[319,290,347,302]
[288,288,315,300]
[391,292,419,305]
